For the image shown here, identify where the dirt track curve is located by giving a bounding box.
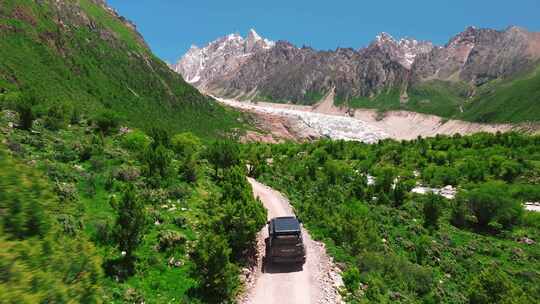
[240,178,343,304]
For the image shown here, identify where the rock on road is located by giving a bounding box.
[240,178,343,304]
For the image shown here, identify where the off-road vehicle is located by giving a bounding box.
[264,216,306,265]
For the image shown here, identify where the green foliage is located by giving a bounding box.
[0,151,48,240]
[13,93,36,130]
[206,139,241,177]
[0,148,103,302]
[422,165,459,187]
[0,0,245,139]
[342,266,361,292]
[212,166,267,258]
[189,233,239,303]
[43,103,69,131]
[93,109,122,135]
[468,266,529,304]
[254,132,540,303]
[121,130,151,152]
[180,157,199,183]
[171,132,203,160]
[462,181,523,232]
[422,192,443,230]
[142,144,173,180]
[109,185,148,274]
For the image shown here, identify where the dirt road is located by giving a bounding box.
[240,178,343,304]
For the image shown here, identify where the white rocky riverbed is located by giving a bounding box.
[217,98,389,143]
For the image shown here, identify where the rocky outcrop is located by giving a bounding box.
[174,27,540,105]
[413,26,540,85]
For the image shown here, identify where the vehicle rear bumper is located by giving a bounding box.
[269,255,306,264]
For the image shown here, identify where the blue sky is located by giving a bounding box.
[108,0,540,63]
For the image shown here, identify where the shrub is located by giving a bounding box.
[451,195,469,228]
[180,158,199,183]
[206,140,241,177]
[423,192,443,230]
[343,266,361,292]
[189,233,239,302]
[465,181,523,232]
[213,166,267,257]
[171,132,202,160]
[44,103,68,130]
[93,109,121,134]
[142,144,173,179]
[14,94,36,130]
[122,130,151,152]
[422,165,459,187]
[468,267,525,304]
[110,185,148,274]
[148,127,170,148]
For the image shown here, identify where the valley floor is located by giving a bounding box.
[214,93,538,142]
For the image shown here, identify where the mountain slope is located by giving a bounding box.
[0,0,244,138]
[174,27,540,123]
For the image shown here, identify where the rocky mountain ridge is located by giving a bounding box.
[173,27,540,122]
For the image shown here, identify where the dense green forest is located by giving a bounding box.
[0,105,266,303]
[244,133,540,303]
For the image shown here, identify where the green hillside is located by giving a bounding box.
[340,67,540,123]
[0,1,264,303]
[462,65,540,123]
[0,0,244,138]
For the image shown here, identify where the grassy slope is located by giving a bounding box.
[462,65,540,123]
[335,81,469,118]
[0,107,255,302]
[0,0,244,139]
[337,67,540,123]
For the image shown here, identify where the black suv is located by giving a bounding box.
[265,216,306,264]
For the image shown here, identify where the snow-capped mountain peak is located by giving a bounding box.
[371,33,433,69]
[172,29,274,85]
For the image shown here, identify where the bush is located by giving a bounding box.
[93,109,121,134]
[14,94,36,130]
[180,158,199,183]
[43,103,69,130]
[423,192,443,230]
[122,130,151,152]
[148,127,170,148]
[171,132,202,160]
[213,166,267,257]
[343,266,361,292]
[110,185,148,275]
[0,148,103,302]
[2,194,48,240]
[189,233,239,302]
[468,267,526,304]
[206,140,241,177]
[465,181,523,232]
[142,144,173,180]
